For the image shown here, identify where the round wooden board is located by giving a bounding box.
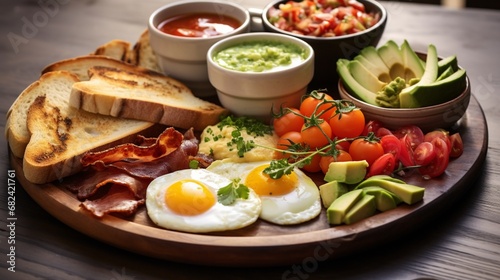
[10,96,488,267]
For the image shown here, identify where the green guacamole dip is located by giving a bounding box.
[213,40,307,72]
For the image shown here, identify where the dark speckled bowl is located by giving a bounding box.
[261,0,387,90]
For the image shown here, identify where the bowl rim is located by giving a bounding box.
[148,0,251,42]
[206,32,315,75]
[338,74,471,114]
[261,0,388,41]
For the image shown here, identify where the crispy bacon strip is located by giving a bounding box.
[81,186,145,217]
[81,127,183,166]
[60,127,211,218]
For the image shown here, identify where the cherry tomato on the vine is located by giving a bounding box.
[366,153,396,177]
[275,131,303,159]
[329,108,365,138]
[272,108,305,136]
[301,153,322,173]
[299,92,335,121]
[301,121,332,149]
[349,136,384,166]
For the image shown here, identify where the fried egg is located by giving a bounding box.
[146,169,261,233]
[207,159,321,225]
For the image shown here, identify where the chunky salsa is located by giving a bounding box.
[267,0,380,37]
[158,13,241,38]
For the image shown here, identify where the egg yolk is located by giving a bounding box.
[245,165,298,196]
[165,179,216,216]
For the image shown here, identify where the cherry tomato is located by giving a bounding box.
[275,131,303,159]
[301,153,322,173]
[362,120,383,136]
[319,150,353,174]
[419,137,450,178]
[272,108,305,136]
[329,108,365,138]
[393,125,424,150]
[301,121,332,149]
[424,129,451,154]
[380,134,401,160]
[399,134,415,167]
[414,142,436,166]
[376,127,393,137]
[366,153,396,178]
[336,141,351,151]
[449,133,464,158]
[299,92,335,121]
[349,137,384,166]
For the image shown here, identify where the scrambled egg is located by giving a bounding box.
[199,117,278,162]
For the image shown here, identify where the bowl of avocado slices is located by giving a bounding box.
[337,40,470,131]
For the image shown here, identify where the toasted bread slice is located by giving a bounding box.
[70,66,228,131]
[6,71,77,158]
[18,71,159,184]
[126,30,161,73]
[41,55,139,81]
[93,39,131,61]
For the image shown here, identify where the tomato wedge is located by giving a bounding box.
[424,129,452,154]
[449,133,464,158]
[419,137,450,178]
[398,134,415,167]
[414,142,436,166]
[380,134,401,160]
[393,125,424,150]
[366,153,396,178]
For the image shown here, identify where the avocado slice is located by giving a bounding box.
[438,55,458,75]
[354,52,392,83]
[323,160,369,184]
[348,60,387,93]
[337,59,378,106]
[319,180,349,208]
[401,40,425,81]
[436,66,455,81]
[400,69,467,107]
[399,44,439,108]
[377,40,405,80]
[343,194,377,225]
[327,189,364,225]
[354,178,425,205]
[361,186,399,212]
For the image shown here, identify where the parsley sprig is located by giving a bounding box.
[217,178,250,206]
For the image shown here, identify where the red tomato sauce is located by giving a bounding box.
[158,13,241,38]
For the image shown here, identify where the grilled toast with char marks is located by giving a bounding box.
[70,66,228,131]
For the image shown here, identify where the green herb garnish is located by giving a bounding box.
[217,178,250,206]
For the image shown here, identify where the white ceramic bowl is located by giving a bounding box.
[207,32,314,121]
[148,0,251,97]
[338,75,471,132]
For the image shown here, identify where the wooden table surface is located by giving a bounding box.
[1,0,499,279]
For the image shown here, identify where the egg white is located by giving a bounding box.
[145,169,261,233]
[207,159,321,225]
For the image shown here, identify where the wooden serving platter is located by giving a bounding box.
[10,95,488,267]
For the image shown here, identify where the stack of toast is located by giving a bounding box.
[5,30,228,184]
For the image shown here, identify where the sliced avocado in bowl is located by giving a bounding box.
[337,40,467,109]
[377,40,405,80]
